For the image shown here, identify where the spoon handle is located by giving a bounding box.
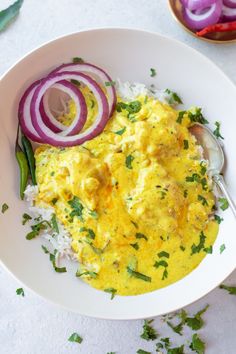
[213,174,236,218]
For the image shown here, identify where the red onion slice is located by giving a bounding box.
[18,80,43,143]
[223,0,236,8]
[31,71,109,147]
[40,80,87,136]
[183,0,222,29]
[51,62,116,117]
[187,0,217,11]
[222,4,236,19]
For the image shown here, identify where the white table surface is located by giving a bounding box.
[0,1,236,353]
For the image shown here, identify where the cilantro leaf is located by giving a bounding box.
[213,121,224,139]
[51,214,59,234]
[188,107,208,125]
[130,242,139,250]
[104,287,117,300]
[72,57,84,63]
[183,140,189,150]
[68,196,84,221]
[158,251,169,258]
[68,332,83,344]
[219,284,236,295]
[1,203,9,213]
[219,198,229,211]
[220,243,226,254]
[165,89,183,105]
[204,246,213,254]
[22,213,32,225]
[214,215,223,224]
[105,80,116,87]
[154,260,168,268]
[191,231,206,255]
[198,195,208,206]
[125,155,134,169]
[185,304,209,330]
[114,127,126,135]
[76,270,98,279]
[189,333,205,354]
[127,266,151,282]
[137,350,151,354]
[176,111,186,124]
[167,345,185,354]
[49,252,67,273]
[116,100,142,114]
[135,233,148,241]
[16,287,24,297]
[41,245,49,254]
[140,319,158,341]
[150,68,156,77]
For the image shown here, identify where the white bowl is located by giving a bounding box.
[0,28,236,320]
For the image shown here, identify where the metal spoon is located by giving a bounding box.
[189,123,236,217]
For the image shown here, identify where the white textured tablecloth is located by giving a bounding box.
[0,1,236,353]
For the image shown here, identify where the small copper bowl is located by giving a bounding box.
[168,0,236,44]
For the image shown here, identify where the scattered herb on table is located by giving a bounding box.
[213,121,224,139]
[156,337,171,350]
[1,203,9,213]
[16,287,24,297]
[68,332,83,344]
[165,89,183,105]
[104,287,117,300]
[185,305,209,330]
[189,333,205,354]
[140,319,158,341]
[219,284,236,295]
[150,68,156,77]
[0,0,24,33]
[127,266,151,282]
[218,198,229,211]
[167,345,185,354]
[220,243,226,254]
[125,154,134,169]
[137,350,151,354]
[166,309,187,335]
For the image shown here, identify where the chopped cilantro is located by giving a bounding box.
[88,210,98,219]
[150,68,156,77]
[213,121,224,139]
[51,198,58,205]
[68,332,83,343]
[72,57,84,63]
[116,100,142,114]
[200,161,207,176]
[80,227,95,239]
[166,318,185,336]
[51,214,59,234]
[41,245,49,254]
[167,345,185,354]
[165,89,183,105]
[189,333,205,354]
[156,337,171,350]
[76,270,97,278]
[154,260,168,268]
[185,304,209,330]
[26,220,51,240]
[22,213,32,225]
[140,319,158,341]
[183,190,188,198]
[131,221,138,229]
[220,243,226,254]
[219,284,236,295]
[214,215,223,224]
[104,287,117,300]
[125,155,134,169]
[198,195,208,206]
[114,127,126,135]
[68,196,84,221]
[16,288,24,297]
[180,245,185,251]
[105,80,116,87]
[204,246,213,254]
[49,252,67,273]
[71,79,80,86]
[176,111,186,124]
[137,350,151,354]
[188,107,208,124]
[1,203,9,213]
[127,266,151,282]
[158,251,169,258]
[219,197,229,211]
[186,173,200,183]
[130,242,139,250]
[183,140,189,150]
[135,232,148,240]
[191,231,206,255]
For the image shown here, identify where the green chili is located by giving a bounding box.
[21,135,36,185]
[16,148,29,199]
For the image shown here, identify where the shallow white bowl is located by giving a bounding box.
[0,28,236,320]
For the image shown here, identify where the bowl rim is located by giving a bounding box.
[1,27,236,320]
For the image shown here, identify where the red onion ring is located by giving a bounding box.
[187,0,217,11]
[18,80,43,143]
[50,62,116,117]
[183,0,222,30]
[222,3,236,19]
[223,0,236,8]
[30,72,109,147]
[39,80,87,136]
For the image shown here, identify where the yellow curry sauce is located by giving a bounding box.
[35,93,218,296]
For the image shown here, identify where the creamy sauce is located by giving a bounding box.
[35,93,218,296]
